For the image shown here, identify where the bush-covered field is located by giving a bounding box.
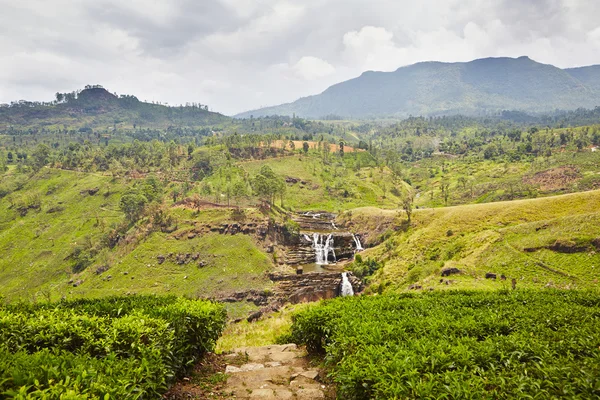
[0,295,226,399]
[288,290,600,399]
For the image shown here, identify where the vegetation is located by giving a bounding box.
[1,82,600,399]
[0,295,226,398]
[288,290,600,399]
[216,303,310,352]
[238,56,600,118]
[342,189,600,291]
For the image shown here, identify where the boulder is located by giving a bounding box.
[247,311,263,322]
[441,267,461,277]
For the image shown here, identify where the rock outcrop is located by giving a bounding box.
[269,272,363,304]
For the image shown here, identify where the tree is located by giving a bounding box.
[251,165,285,205]
[32,144,50,172]
[141,175,163,202]
[119,192,148,222]
[339,140,345,157]
[400,187,415,223]
[440,178,450,205]
[231,180,248,205]
[289,140,295,152]
[171,186,181,203]
[251,174,272,204]
[302,141,310,154]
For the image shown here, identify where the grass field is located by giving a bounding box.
[0,168,127,300]
[345,189,600,291]
[1,155,599,305]
[408,150,600,208]
[238,154,404,211]
[0,169,274,313]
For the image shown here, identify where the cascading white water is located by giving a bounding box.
[340,272,354,296]
[352,234,364,251]
[309,233,336,265]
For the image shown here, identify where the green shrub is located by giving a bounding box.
[289,290,600,399]
[350,256,383,279]
[0,295,226,399]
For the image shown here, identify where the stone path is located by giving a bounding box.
[222,344,329,399]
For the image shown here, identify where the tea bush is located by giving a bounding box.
[0,295,226,399]
[289,290,600,399]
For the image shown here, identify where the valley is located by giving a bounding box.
[1,84,599,399]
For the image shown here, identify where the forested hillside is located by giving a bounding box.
[0,85,229,131]
[237,56,600,119]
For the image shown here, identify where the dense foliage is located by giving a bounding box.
[289,290,600,399]
[0,295,226,399]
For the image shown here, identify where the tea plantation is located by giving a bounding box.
[0,295,226,399]
[288,290,600,399]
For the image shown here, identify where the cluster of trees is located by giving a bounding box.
[251,165,285,206]
[119,175,163,222]
[1,140,193,175]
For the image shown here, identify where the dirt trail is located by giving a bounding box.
[223,344,329,399]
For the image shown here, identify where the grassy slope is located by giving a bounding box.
[2,154,599,310]
[349,189,600,291]
[0,168,126,300]
[239,154,403,211]
[409,150,600,208]
[0,169,274,317]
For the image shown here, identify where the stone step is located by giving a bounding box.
[223,344,326,399]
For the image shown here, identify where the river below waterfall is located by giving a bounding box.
[300,262,345,273]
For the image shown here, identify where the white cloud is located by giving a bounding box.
[1,0,600,114]
[342,26,406,71]
[200,1,305,56]
[292,56,335,80]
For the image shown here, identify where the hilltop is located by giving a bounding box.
[0,85,229,130]
[237,56,600,119]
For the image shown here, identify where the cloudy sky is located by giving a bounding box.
[1,0,600,115]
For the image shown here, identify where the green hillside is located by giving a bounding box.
[0,86,229,131]
[0,168,273,319]
[237,56,600,119]
[344,190,600,292]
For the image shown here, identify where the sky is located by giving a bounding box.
[1,0,600,115]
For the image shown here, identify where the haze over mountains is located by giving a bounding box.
[236,56,600,119]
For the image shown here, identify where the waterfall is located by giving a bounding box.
[352,234,364,251]
[340,272,354,296]
[310,233,336,265]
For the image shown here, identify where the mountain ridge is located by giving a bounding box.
[236,56,600,119]
[0,86,229,130]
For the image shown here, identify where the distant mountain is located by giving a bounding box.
[236,56,600,119]
[0,86,229,130]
